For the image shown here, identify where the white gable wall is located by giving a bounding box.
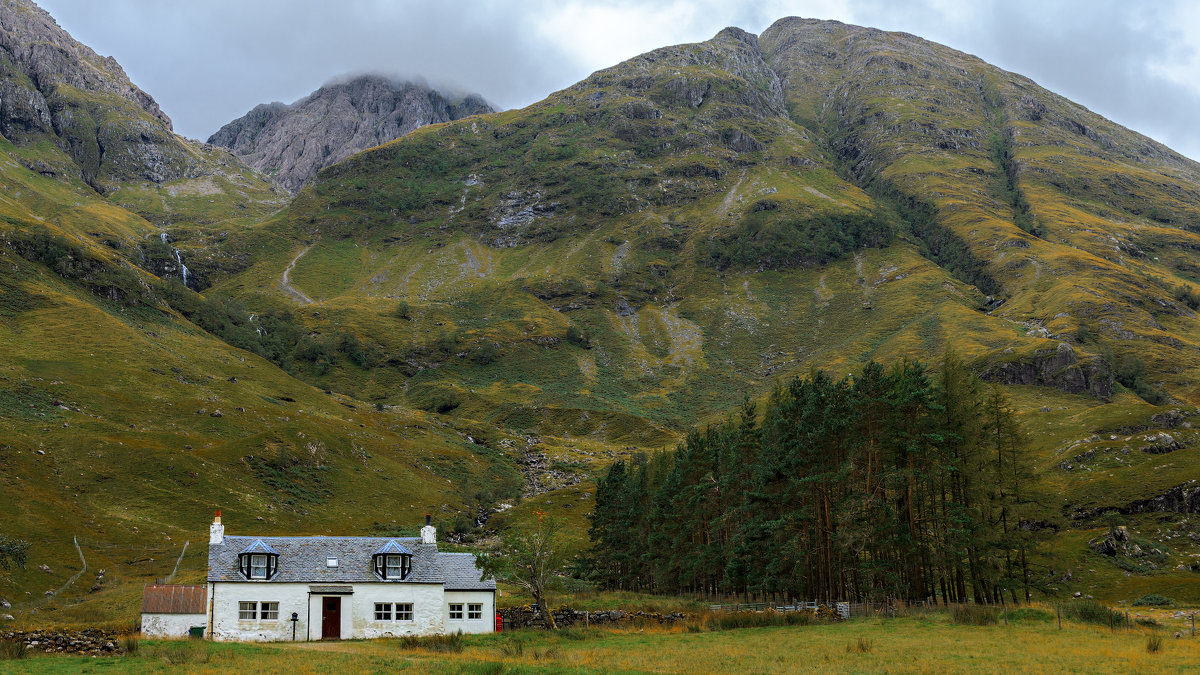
[141,612,206,638]
[443,590,496,634]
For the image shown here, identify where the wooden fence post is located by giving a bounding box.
[1056,604,1061,630]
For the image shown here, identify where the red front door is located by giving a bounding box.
[321,597,341,639]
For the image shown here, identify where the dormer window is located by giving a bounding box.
[250,554,269,578]
[386,555,406,578]
[372,540,412,580]
[237,539,279,580]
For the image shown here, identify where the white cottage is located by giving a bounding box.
[205,513,496,641]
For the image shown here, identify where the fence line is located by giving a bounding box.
[707,600,895,619]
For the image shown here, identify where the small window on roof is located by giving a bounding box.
[327,557,338,567]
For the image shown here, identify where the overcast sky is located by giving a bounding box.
[36,0,1200,160]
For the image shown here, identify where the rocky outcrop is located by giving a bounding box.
[208,74,493,192]
[979,342,1113,399]
[0,0,194,190]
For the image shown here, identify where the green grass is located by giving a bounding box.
[6,610,1200,673]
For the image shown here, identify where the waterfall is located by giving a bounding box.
[159,232,168,243]
[174,249,189,286]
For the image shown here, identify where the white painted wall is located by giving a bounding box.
[141,613,206,638]
[443,590,496,634]
[211,582,310,642]
[209,582,450,641]
[347,583,444,639]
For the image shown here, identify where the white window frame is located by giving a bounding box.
[448,603,463,620]
[239,601,257,620]
[385,554,403,578]
[374,602,392,621]
[250,554,268,579]
[238,601,280,620]
[395,603,413,621]
[468,603,482,620]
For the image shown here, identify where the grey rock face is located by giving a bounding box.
[209,75,493,193]
[0,0,194,190]
[980,341,1113,399]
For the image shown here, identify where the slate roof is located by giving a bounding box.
[141,584,207,614]
[208,535,494,590]
[239,539,279,555]
[374,540,413,556]
[438,552,494,590]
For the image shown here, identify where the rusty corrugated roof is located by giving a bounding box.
[141,584,206,614]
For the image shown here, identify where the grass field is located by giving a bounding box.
[3,608,1198,674]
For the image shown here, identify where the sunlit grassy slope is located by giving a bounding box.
[0,130,523,627]
[6,15,1200,621]
[202,22,1200,602]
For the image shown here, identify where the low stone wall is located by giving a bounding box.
[0,629,121,656]
[499,606,686,630]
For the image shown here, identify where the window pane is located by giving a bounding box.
[449,603,463,619]
[386,554,402,578]
[396,603,413,620]
[251,554,268,579]
[261,602,279,620]
[239,601,256,620]
[374,602,391,621]
[468,603,482,619]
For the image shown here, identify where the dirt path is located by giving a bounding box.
[280,246,315,304]
[717,170,746,218]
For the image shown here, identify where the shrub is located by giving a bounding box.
[395,301,411,319]
[0,638,27,660]
[495,637,558,660]
[120,634,139,655]
[846,636,873,653]
[564,325,589,348]
[1059,600,1127,627]
[399,631,463,653]
[1132,593,1173,607]
[1008,608,1052,623]
[700,210,894,272]
[498,637,526,657]
[1146,634,1163,654]
[707,610,815,631]
[950,604,998,625]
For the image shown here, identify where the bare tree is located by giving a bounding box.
[476,510,569,629]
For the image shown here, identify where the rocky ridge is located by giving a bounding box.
[0,0,190,189]
[208,74,493,192]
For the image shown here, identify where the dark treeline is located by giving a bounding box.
[585,356,1045,604]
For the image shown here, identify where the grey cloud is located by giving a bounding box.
[845,0,1200,159]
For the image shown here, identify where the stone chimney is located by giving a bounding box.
[420,514,436,545]
[210,510,224,545]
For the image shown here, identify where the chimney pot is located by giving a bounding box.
[420,515,436,545]
[210,510,225,545]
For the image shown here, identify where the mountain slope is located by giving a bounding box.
[212,21,1200,600]
[208,74,493,193]
[0,1,518,624]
